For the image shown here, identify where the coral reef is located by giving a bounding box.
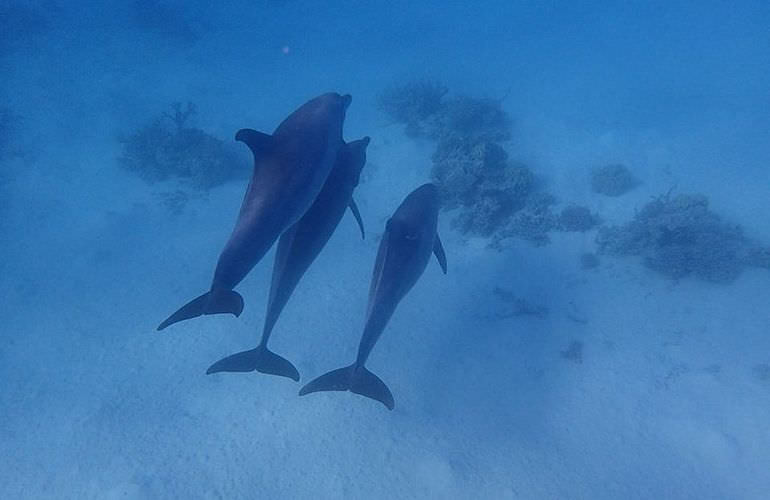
[379,80,559,243]
[378,82,511,143]
[558,204,600,232]
[428,96,512,143]
[492,192,558,247]
[591,163,639,197]
[431,138,510,209]
[431,137,535,237]
[596,192,751,283]
[158,190,191,215]
[377,81,448,138]
[580,252,600,270]
[118,102,248,190]
[745,245,770,270]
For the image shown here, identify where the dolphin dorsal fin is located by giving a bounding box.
[433,234,447,274]
[349,198,365,239]
[235,128,274,161]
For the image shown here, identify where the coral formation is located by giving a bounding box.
[378,82,511,143]
[118,102,248,190]
[158,190,191,215]
[596,192,752,283]
[431,137,535,237]
[378,80,557,243]
[745,245,770,270]
[558,204,600,232]
[493,192,558,246]
[590,163,639,197]
[580,252,600,270]
[429,96,512,143]
[431,138,510,208]
[377,81,448,138]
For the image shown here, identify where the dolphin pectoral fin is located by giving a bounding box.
[206,346,300,381]
[157,289,244,331]
[349,198,365,239]
[235,128,274,159]
[299,364,394,410]
[433,234,447,274]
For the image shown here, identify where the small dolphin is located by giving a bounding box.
[158,93,352,331]
[206,137,371,380]
[299,183,447,409]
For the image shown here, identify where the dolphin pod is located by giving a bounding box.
[157,92,446,411]
[206,137,371,381]
[157,92,351,331]
[299,183,446,410]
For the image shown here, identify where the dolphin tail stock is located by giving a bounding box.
[206,345,300,381]
[156,289,244,331]
[299,363,394,410]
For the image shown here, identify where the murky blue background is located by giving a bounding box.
[2,1,769,498]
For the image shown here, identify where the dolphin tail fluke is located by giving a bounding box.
[157,292,210,331]
[351,365,395,410]
[206,346,299,381]
[299,364,394,410]
[255,348,300,380]
[156,289,244,331]
[206,289,244,316]
[299,365,353,394]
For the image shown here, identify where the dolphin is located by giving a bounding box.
[205,137,371,380]
[299,183,447,409]
[157,92,352,331]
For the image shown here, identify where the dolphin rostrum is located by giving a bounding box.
[299,183,447,409]
[157,92,352,331]
[206,137,371,380]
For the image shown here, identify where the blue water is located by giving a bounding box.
[2,1,769,498]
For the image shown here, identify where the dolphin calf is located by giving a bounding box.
[206,137,371,380]
[299,183,447,409]
[158,92,352,331]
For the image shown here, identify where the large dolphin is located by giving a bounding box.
[299,183,447,409]
[158,92,352,331]
[206,137,371,380]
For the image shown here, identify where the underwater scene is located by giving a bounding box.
[2,1,769,498]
